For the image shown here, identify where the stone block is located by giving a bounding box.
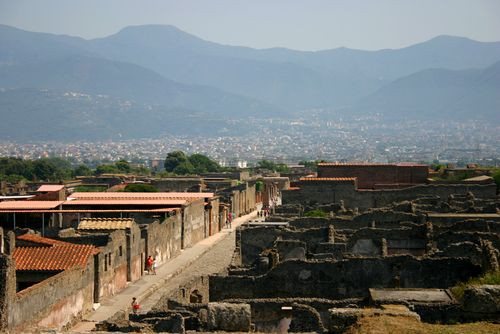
[206,302,251,332]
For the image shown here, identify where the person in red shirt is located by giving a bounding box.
[146,256,153,274]
[132,297,140,314]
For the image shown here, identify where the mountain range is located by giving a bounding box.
[0,24,499,140]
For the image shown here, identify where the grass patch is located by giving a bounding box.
[303,209,329,218]
[346,315,500,334]
[450,271,500,301]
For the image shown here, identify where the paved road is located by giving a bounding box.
[70,208,259,332]
[140,225,236,311]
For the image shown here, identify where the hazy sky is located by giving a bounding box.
[1,0,499,51]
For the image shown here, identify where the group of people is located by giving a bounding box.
[132,255,159,314]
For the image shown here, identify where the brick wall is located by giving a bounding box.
[317,165,428,189]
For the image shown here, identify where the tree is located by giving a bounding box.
[124,183,158,192]
[73,164,92,177]
[165,151,190,172]
[95,164,120,175]
[492,169,500,191]
[257,160,276,171]
[115,159,131,173]
[32,159,58,181]
[188,153,220,174]
[173,161,195,175]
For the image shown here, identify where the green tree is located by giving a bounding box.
[165,151,190,172]
[115,159,131,173]
[73,164,92,177]
[257,160,277,170]
[492,169,500,191]
[124,183,158,192]
[188,153,220,174]
[95,164,120,175]
[32,159,58,181]
[173,161,195,175]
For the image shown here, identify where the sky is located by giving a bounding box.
[0,0,499,51]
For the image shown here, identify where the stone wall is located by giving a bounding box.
[283,183,496,210]
[96,230,128,300]
[317,164,429,189]
[238,226,331,266]
[150,178,204,192]
[182,199,206,248]
[7,261,95,330]
[210,257,481,301]
[142,214,182,265]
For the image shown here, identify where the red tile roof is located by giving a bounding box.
[14,234,99,271]
[317,162,427,167]
[0,201,64,210]
[299,177,357,182]
[64,199,188,206]
[70,192,214,199]
[37,185,65,192]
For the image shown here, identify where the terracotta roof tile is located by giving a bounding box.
[14,235,99,271]
[78,218,134,230]
[0,201,64,210]
[299,177,357,182]
[37,185,65,192]
[64,199,188,206]
[70,192,214,199]
[317,162,427,167]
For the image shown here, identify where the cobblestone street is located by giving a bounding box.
[141,227,237,312]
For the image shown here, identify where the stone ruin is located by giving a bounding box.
[98,193,500,333]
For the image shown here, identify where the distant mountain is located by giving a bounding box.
[87,25,500,108]
[2,24,500,112]
[0,88,252,140]
[0,23,499,132]
[354,61,500,122]
[0,55,282,118]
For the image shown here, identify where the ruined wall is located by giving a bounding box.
[8,262,94,330]
[182,199,206,248]
[151,178,204,192]
[283,183,496,210]
[239,226,331,265]
[97,230,128,299]
[170,276,210,304]
[208,198,221,236]
[210,257,481,301]
[143,214,182,265]
[317,164,428,189]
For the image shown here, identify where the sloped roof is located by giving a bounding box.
[37,185,64,192]
[14,234,99,271]
[299,177,357,182]
[64,199,188,206]
[0,200,64,210]
[69,192,214,199]
[317,162,427,167]
[78,218,134,230]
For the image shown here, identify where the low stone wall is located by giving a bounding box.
[9,263,94,330]
[209,257,482,301]
[283,183,497,210]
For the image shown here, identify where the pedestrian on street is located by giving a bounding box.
[146,255,153,274]
[132,297,140,314]
[152,258,157,275]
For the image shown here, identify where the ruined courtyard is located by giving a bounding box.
[97,179,500,333]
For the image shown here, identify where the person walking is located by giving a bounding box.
[152,258,157,275]
[146,255,153,274]
[131,297,140,314]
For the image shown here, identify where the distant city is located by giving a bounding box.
[1,116,498,167]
